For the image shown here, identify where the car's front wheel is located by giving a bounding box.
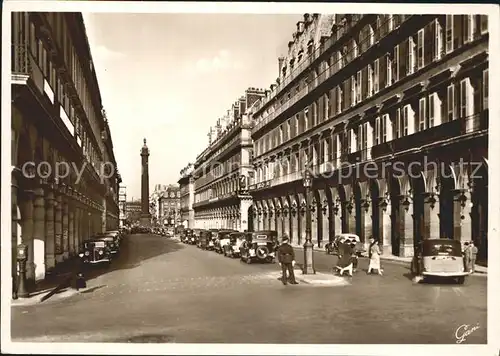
[456,276,465,285]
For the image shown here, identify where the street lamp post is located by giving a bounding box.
[302,164,315,275]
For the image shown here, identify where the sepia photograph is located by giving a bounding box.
[1,1,499,354]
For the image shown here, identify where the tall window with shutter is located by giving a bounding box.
[351,76,357,107]
[352,38,358,58]
[402,106,409,136]
[318,97,324,123]
[367,64,374,97]
[393,45,399,82]
[418,97,427,131]
[343,79,350,112]
[338,51,343,69]
[312,102,317,126]
[337,86,343,113]
[304,107,309,131]
[453,15,463,51]
[464,15,474,43]
[296,114,302,134]
[417,29,424,69]
[373,59,379,93]
[369,25,375,46]
[395,108,401,138]
[434,19,443,60]
[324,94,330,120]
[399,38,407,80]
[380,55,387,89]
[356,70,362,102]
[447,84,455,121]
[480,15,488,34]
[428,94,435,128]
[374,116,381,145]
[459,79,469,119]
[483,69,488,110]
[329,88,336,117]
[360,123,368,151]
[446,15,453,53]
[386,55,392,87]
[381,114,388,142]
[407,37,415,74]
[279,125,284,145]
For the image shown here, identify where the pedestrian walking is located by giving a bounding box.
[367,237,383,275]
[470,241,478,273]
[335,241,354,276]
[463,242,471,272]
[276,235,298,285]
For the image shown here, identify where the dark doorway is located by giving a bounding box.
[338,185,348,232]
[439,170,455,239]
[354,183,364,243]
[247,205,254,232]
[412,175,425,245]
[325,188,334,243]
[370,180,380,241]
[390,177,401,256]
[314,191,323,247]
[472,163,488,262]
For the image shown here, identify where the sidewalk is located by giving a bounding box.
[11,257,82,306]
[291,243,488,275]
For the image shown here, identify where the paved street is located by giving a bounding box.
[11,234,487,344]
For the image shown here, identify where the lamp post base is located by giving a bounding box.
[302,240,315,275]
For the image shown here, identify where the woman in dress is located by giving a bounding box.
[367,236,383,275]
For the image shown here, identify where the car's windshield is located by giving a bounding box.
[423,241,461,257]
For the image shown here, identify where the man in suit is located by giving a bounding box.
[276,235,298,285]
[469,241,478,273]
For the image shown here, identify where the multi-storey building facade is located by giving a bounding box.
[178,163,195,228]
[11,12,121,290]
[149,184,181,226]
[249,14,488,259]
[192,88,266,231]
[118,184,127,227]
[125,200,142,223]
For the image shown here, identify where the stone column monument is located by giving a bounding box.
[140,138,151,227]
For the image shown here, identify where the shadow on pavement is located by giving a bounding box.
[112,334,176,343]
[82,234,185,284]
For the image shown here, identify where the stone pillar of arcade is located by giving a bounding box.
[19,188,34,283]
[32,185,46,281]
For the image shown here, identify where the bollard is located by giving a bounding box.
[75,253,87,290]
[16,244,29,298]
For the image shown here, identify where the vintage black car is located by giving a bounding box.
[214,229,237,254]
[181,228,193,243]
[223,232,246,258]
[239,230,279,264]
[80,237,112,265]
[411,239,469,284]
[325,233,364,256]
[198,230,211,250]
[105,229,123,244]
[94,231,121,256]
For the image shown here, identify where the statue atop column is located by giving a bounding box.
[140,138,151,227]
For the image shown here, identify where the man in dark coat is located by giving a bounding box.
[277,235,298,285]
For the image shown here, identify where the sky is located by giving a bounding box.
[82,13,301,200]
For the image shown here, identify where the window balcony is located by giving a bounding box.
[252,15,421,137]
[371,111,488,160]
[255,16,367,113]
[12,44,45,94]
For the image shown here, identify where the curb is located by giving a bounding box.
[292,246,488,275]
[11,288,82,307]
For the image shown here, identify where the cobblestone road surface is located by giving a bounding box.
[11,234,487,344]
